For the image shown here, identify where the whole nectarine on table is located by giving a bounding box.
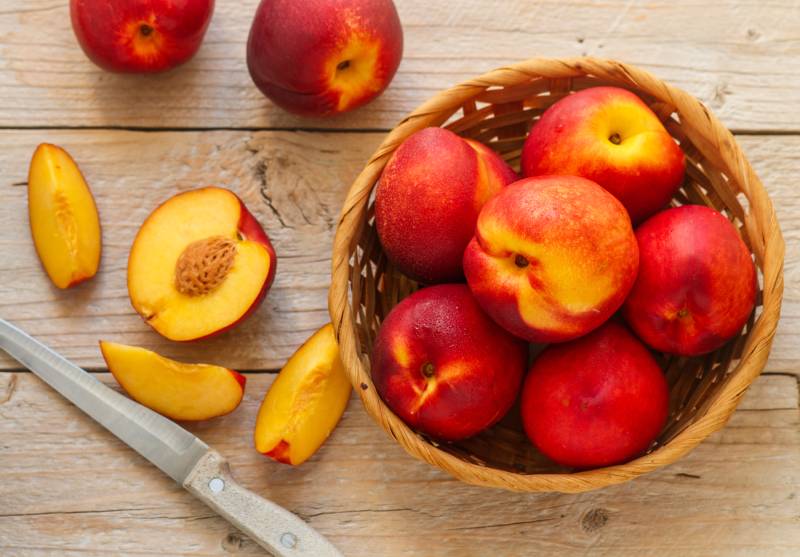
[247,0,403,116]
[70,0,215,73]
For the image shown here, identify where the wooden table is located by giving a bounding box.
[1,1,799,555]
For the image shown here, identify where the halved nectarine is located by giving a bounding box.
[254,323,351,466]
[127,187,276,341]
[100,341,246,421]
[28,143,101,289]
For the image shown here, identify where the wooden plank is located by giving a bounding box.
[1,371,798,556]
[0,129,382,370]
[1,131,798,372]
[0,0,799,131]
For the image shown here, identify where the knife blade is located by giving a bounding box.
[0,318,343,557]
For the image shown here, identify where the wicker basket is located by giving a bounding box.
[328,57,784,493]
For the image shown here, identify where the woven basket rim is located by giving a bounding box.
[329,56,785,493]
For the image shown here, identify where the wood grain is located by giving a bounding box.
[0,129,382,370]
[1,131,798,373]
[0,371,797,556]
[0,0,799,131]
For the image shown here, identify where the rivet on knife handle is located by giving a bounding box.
[184,450,343,557]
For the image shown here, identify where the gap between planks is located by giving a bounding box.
[0,126,799,136]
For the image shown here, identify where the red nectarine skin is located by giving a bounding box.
[375,128,516,283]
[247,0,403,116]
[463,175,639,343]
[623,205,756,355]
[371,284,527,441]
[521,321,669,469]
[521,87,685,224]
[70,0,214,73]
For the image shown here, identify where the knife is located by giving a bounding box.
[0,318,343,557]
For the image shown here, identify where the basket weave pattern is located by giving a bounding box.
[329,58,784,492]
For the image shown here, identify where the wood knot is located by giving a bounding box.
[221,531,246,552]
[581,508,609,533]
[175,236,237,296]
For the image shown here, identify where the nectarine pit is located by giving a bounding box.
[174,236,237,297]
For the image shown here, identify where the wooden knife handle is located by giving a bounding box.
[184,450,343,557]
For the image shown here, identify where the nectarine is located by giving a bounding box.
[463,175,639,343]
[371,284,527,441]
[254,324,351,466]
[375,128,517,283]
[70,0,215,73]
[247,0,403,116]
[127,187,276,341]
[521,321,669,469]
[28,143,101,289]
[521,86,685,223]
[623,205,757,355]
[100,341,245,421]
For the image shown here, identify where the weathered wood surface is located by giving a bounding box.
[1,372,798,557]
[0,129,382,370]
[1,131,798,372]
[2,0,799,555]
[1,0,799,131]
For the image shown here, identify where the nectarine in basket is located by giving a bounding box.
[329,58,784,492]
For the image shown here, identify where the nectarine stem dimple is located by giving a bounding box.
[139,24,154,37]
[677,308,690,318]
[336,60,351,72]
[174,236,237,297]
[514,254,529,268]
[421,362,435,378]
[609,133,622,145]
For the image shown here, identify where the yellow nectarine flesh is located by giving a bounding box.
[100,341,246,421]
[326,36,382,112]
[28,143,101,289]
[254,324,351,465]
[127,187,275,341]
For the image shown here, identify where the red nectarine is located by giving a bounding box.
[521,321,669,469]
[371,284,527,441]
[247,0,403,116]
[70,0,214,73]
[521,86,685,224]
[463,175,639,343]
[375,128,517,283]
[623,205,757,355]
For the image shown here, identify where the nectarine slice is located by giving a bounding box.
[254,324,351,465]
[100,341,246,421]
[28,143,101,288]
[127,187,276,341]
